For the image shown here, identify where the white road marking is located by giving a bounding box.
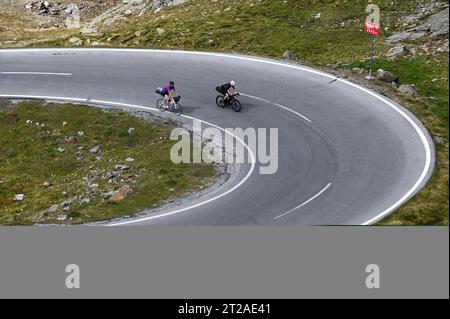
[274,183,332,220]
[0,49,434,225]
[0,94,256,226]
[240,93,312,123]
[1,72,72,76]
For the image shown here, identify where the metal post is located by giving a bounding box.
[366,36,375,80]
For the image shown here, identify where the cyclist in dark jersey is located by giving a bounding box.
[217,80,237,104]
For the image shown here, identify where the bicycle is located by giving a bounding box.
[215,88,241,112]
[155,88,182,116]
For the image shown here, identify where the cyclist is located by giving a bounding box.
[217,80,237,104]
[161,81,180,106]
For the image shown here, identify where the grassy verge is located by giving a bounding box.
[0,100,216,225]
[345,55,448,225]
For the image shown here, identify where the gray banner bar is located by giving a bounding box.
[0,227,448,299]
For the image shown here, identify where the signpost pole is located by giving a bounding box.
[366,36,375,80]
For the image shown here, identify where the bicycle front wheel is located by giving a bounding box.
[174,103,182,116]
[232,100,242,112]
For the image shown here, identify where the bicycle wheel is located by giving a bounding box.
[156,98,166,112]
[231,99,242,112]
[174,103,182,116]
[216,95,225,108]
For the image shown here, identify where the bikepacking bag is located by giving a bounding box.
[155,87,163,94]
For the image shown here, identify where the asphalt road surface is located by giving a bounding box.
[0,49,435,225]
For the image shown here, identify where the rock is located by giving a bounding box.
[43,181,50,187]
[388,7,448,44]
[410,31,427,41]
[57,214,68,221]
[61,200,72,207]
[14,194,25,201]
[91,41,102,47]
[403,13,421,24]
[68,37,82,46]
[386,45,408,57]
[282,50,297,61]
[397,84,416,97]
[156,27,166,35]
[68,37,81,43]
[125,157,135,162]
[386,31,413,44]
[314,13,321,19]
[128,127,135,134]
[89,183,99,189]
[102,190,115,198]
[77,131,85,136]
[65,136,77,144]
[352,68,364,74]
[433,135,446,145]
[56,147,65,153]
[80,28,98,35]
[81,198,91,204]
[171,0,189,5]
[110,185,134,201]
[114,164,129,171]
[428,8,449,39]
[90,146,100,153]
[46,204,59,214]
[65,4,80,29]
[106,171,119,178]
[376,69,399,83]
[121,173,133,180]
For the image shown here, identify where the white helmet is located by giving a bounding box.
[230,80,236,86]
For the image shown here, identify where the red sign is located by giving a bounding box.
[365,21,381,36]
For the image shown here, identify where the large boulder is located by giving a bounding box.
[110,185,134,201]
[387,7,449,44]
[376,69,399,83]
[386,45,408,57]
[397,84,416,97]
[428,7,449,39]
[65,4,80,29]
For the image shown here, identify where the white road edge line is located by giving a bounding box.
[0,48,434,225]
[274,183,332,220]
[0,94,256,226]
[240,93,312,123]
[1,72,72,76]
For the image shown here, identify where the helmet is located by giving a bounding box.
[230,80,236,86]
[169,81,175,86]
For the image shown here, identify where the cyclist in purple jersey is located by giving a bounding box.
[162,81,178,104]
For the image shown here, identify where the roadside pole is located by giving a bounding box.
[367,36,376,80]
[364,15,381,80]
[364,11,381,80]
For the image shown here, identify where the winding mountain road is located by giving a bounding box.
[0,49,435,225]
